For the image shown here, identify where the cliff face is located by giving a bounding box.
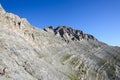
[0,5,120,80]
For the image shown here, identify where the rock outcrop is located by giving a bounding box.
[0,5,120,80]
[0,4,6,14]
[44,26,97,42]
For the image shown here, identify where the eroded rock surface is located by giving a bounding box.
[0,5,120,80]
[44,26,97,42]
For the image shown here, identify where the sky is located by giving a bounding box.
[0,0,120,46]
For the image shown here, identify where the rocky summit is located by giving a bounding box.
[44,26,97,42]
[0,5,120,80]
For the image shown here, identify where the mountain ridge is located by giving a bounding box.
[44,26,97,42]
[0,5,120,80]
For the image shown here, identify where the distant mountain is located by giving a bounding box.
[0,4,120,80]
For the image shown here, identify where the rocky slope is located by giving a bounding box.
[0,4,120,80]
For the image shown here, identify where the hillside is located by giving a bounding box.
[0,5,120,80]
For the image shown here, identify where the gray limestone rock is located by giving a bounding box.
[44,26,97,42]
[0,4,6,14]
[0,5,120,80]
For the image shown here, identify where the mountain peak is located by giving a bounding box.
[44,26,97,42]
[0,4,6,14]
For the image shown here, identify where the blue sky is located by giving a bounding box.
[0,0,120,46]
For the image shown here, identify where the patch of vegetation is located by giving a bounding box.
[78,62,84,69]
[76,63,87,79]
[59,71,78,80]
[59,62,87,80]
[6,74,12,78]
[63,54,73,61]
[23,65,35,76]
[98,59,107,66]
[14,70,18,74]
[65,73,77,80]
[61,54,73,65]
[70,57,79,65]
[97,62,116,79]
[105,63,116,79]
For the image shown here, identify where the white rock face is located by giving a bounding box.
[0,5,120,80]
[0,4,6,14]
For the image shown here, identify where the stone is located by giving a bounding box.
[44,26,97,42]
[0,4,120,80]
[44,26,55,34]
[0,4,6,14]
